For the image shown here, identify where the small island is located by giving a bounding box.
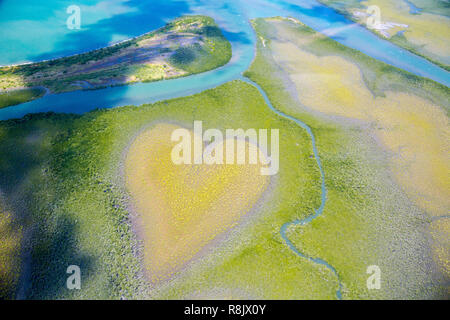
[0,15,232,109]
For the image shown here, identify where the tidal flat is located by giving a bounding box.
[0,14,448,300]
[0,81,324,299]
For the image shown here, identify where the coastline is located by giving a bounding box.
[0,15,232,109]
[117,119,277,290]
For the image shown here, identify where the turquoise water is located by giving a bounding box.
[0,0,449,121]
[241,76,343,299]
[1,0,447,299]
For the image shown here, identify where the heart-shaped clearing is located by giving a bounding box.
[125,123,270,282]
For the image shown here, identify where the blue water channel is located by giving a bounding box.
[1,0,449,298]
[0,0,449,121]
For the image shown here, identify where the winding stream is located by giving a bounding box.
[240,76,343,299]
[1,0,449,298]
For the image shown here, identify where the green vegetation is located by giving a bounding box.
[0,88,46,109]
[0,15,232,103]
[0,112,144,299]
[407,0,450,17]
[0,81,331,299]
[0,198,22,299]
[0,15,446,300]
[0,74,426,299]
[0,70,440,299]
[388,32,450,72]
[169,23,231,73]
[316,0,450,70]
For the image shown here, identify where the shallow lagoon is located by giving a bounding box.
[0,0,448,120]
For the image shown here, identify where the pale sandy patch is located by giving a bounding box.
[372,92,450,217]
[272,41,372,120]
[0,195,22,298]
[269,20,449,218]
[265,18,449,278]
[125,124,270,283]
[430,218,450,279]
[361,0,450,64]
